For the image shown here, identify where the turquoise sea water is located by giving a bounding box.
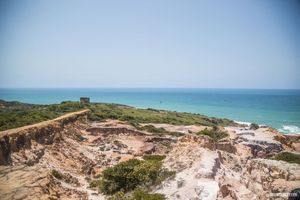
[1,88,300,134]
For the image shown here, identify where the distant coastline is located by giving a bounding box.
[1,88,300,134]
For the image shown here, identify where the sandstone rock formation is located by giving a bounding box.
[0,113,177,199]
[1,112,299,200]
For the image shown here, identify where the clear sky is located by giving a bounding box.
[0,0,299,89]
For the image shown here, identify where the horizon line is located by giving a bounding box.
[0,87,300,90]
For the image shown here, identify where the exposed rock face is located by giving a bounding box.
[1,115,300,200]
[214,127,300,200]
[225,127,284,158]
[179,134,215,150]
[216,139,237,154]
[155,127,300,200]
[0,110,90,200]
[0,116,178,200]
[86,127,146,137]
[241,159,300,199]
[0,165,88,200]
[0,110,89,165]
[275,134,300,152]
[155,134,220,200]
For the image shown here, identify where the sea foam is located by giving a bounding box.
[234,121,251,126]
[279,125,300,134]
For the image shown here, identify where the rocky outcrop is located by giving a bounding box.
[156,134,220,200]
[0,165,88,200]
[226,127,284,158]
[86,127,146,136]
[241,159,300,199]
[1,117,300,200]
[158,127,300,200]
[240,140,283,158]
[179,134,215,150]
[0,110,89,165]
[216,139,237,154]
[274,134,300,152]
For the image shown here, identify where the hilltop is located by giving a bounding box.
[0,100,234,131]
[0,100,300,200]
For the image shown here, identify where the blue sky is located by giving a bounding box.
[0,0,299,89]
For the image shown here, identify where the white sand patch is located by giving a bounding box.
[156,148,219,200]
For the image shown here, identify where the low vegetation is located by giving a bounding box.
[142,154,166,161]
[87,103,234,127]
[89,179,102,188]
[98,159,168,194]
[0,100,83,131]
[89,155,174,198]
[136,124,166,134]
[250,123,259,130]
[196,126,229,142]
[51,169,63,179]
[132,124,184,137]
[0,100,235,131]
[108,189,165,200]
[273,152,300,165]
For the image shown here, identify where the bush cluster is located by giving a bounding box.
[250,123,259,130]
[98,159,162,194]
[51,169,63,179]
[273,152,300,165]
[108,189,165,200]
[196,126,228,142]
[0,100,235,131]
[86,103,234,127]
[89,156,174,198]
[142,154,166,161]
[131,124,183,137]
[0,101,83,131]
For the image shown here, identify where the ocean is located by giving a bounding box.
[1,88,300,134]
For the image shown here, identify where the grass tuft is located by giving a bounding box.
[273,152,300,165]
[195,126,228,142]
[51,169,63,179]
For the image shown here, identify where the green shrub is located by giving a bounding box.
[132,124,184,137]
[87,103,234,127]
[139,125,166,133]
[142,155,166,161]
[273,152,300,165]
[107,189,166,200]
[154,169,176,185]
[99,159,160,194]
[97,158,173,195]
[131,189,165,200]
[196,127,228,142]
[131,159,162,183]
[0,100,235,131]
[107,191,127,200]
[250,123,259,130]
[99,159,140,194]
[0,100,83,131]
[169,131,185,137]
[89,179,102,188]
[51,169,62,179]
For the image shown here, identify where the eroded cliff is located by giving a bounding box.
[0,111,300,200]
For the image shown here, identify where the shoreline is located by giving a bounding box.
[1,98,300,135]
[1,100,300,200]
[234,120,300,135]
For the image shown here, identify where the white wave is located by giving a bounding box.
[234,120,251,126]
[278,125,300,134]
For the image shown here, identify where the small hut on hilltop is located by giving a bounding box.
[80,97,90,104]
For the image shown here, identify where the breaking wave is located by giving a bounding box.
[234,121,251,126]
[278,125,300,134]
